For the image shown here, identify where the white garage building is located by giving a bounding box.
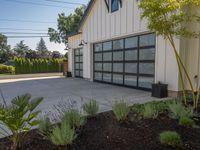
[67,0,200,96]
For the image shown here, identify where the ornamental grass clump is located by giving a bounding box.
[38,116,52,137]
[83,100,99,117]
[50,120,77,146]
[160,131,182,147]
[168,101,194,119]
[112,102,130,122]
[179,116,195,128]
[143,103,158,119]
[0,94,43,150]
[62,109,85,129]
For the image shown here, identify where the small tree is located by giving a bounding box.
[139,0,200,108]
[36,38,49,58]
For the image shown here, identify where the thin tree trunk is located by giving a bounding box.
[168,34,196,107]
[167,35,187,104]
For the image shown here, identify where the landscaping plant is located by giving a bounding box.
[0,94,43,150]
[112,101,130,122]
[139,0,200,108]
[50,120,77,147]
[179,116,195,128]
[62,109,85,129]
[159,131,182,147]
[168,101,194,119]
[38,116,52,137]
[0,64,15,74]
[83,100,99,117]
[143,103,158,119]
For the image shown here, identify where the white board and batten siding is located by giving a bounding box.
[68,0,180,92]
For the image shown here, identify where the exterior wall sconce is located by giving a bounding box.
[64,44,71,50]
[79,40,87,46]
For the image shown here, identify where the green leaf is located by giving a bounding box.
[29,97,43,112]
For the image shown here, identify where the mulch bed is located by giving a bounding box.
[0,111,200,150]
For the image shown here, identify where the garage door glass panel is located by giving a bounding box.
[80,63,83,70]
[140,34,155,47]
[113,74,123,84]
[95,72,102,80]
[113,63,123,72]
[103,52,112,61]
[103,73,112,82]
[95,63,102,71]
[103,42,112,51]
[75,56,79,62]
[124,75,137,86]
[140,48,155,60]
[125,63,137,74]
[95,53,102,61]
[113,39,124,50]
[113,51,123,61]
[139,77,154,89]
[75,63,79,69]
[95,43,102,52]
[125,37,138,48]
[103,63,112,72]
[139,63,155,74]
[125,50,137,61]
[75,70,80,76]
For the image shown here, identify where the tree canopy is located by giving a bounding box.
[48,6,84,45]
[0,33,13,63]
[13,40,29,57]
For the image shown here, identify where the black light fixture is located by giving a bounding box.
[64,44,71,50]
[79,40,87,46]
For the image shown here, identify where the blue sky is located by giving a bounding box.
[0,0,89,54]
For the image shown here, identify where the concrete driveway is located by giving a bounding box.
[0,77,157,120]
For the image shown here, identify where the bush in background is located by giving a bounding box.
[14,57,63,74]
[0,64,15,74]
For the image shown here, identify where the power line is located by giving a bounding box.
[7,36,50,38]
[45,0,85,5]
[1,32,48,35]
[0,19,56,24]
[0,28,47,31]
[2,0,76,9]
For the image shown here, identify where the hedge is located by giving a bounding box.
[0,64,15,74]
[14,58,62,74]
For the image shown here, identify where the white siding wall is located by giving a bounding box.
[68,0,180,91]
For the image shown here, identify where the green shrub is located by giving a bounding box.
[168,101,194,119]
[0,94,43,150]
[160,131,182,147]
[0,64,15,74]
[143,103,158,119]
[50,121,76,146]
[62,109,85,129]
[83,100,99,117]
[179,116,195,127]
[38,116,52,137]
[112,102,130,122]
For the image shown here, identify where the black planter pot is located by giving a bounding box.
[152,83,168,98]
[66,72,72,77]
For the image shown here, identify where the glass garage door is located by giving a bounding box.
[74,48,83,78]
[93,33,155,90]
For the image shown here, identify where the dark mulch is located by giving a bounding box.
[0,111,200,150]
